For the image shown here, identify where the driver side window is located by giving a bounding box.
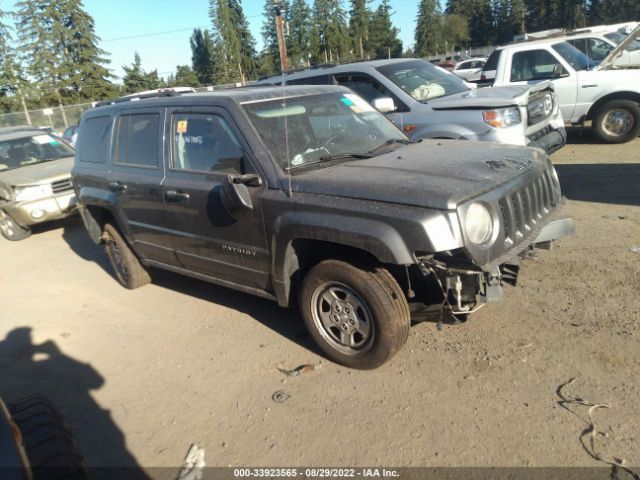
[510,49,567,82]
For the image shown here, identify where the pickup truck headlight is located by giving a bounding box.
[13,184,52,202]
[483,107,522,128]
[465,202,493,245]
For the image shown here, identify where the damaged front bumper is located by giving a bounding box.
[415,216,575,316]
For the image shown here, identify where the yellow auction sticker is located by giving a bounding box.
[176,120,188,133]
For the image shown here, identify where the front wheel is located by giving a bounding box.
[299,260,410,369]
[0,210,31,241]
[592,100,640,144]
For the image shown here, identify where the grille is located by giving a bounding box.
[499,168,559,247]
[51,177,73,194]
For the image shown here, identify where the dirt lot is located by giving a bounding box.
[1,130,639,475]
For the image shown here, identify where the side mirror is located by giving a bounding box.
[553,64,569,78]
[221,174,259,218]
[373,97,396,113]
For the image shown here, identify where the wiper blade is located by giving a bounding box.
[368,138,421,154]
[285,153,373,171]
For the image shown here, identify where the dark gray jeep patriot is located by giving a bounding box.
[72,85,574,369]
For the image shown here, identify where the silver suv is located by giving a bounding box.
[0,126,76,240]
[257,58,567,154]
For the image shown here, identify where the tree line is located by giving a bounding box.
[1,0,639,117]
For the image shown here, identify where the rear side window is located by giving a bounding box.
[483,50,501,72]
[171,113,243,174]
[78,116,111,163]
[115,114,160,167]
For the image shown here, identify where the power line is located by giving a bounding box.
[101,13,263,43]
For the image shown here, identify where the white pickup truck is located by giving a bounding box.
[481,25,640,143]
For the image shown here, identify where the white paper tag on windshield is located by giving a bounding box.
[343,94,375,113]
[33,134,54,145]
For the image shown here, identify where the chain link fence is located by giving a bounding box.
[0,84,247,131]
[0,102,93,131]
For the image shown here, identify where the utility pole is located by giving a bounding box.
[273,0,289,72]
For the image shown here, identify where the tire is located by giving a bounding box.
[0,209,31,241]
[592,99,640,144]
[299,259,410,369]
[103,222,151,289]
[8,396,89,480]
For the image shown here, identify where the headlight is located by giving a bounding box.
[465,202,493,245]
[483,107,522,128]
[13,184,52,202]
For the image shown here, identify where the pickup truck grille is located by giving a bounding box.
[527,90,555,126]
[51,177,73,194]
[498,167,560,247]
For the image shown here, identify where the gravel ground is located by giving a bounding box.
[1,130,639,476]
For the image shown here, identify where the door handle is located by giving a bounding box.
[165,190,190,201]
[109,181,127,192]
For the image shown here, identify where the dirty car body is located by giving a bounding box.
[0,126,76,241]
[72,85,574,368]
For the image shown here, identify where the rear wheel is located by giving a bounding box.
[103,222,151,289]
[593,100,640,143]
[0,210,31,241]
[300,259,410,369]
[8,395,89,480]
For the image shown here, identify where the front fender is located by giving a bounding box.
[272,211,415,280]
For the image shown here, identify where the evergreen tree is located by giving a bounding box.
[368,0,402,59]
[190,28,216,85]
[209,0,257,83]
[14,0,113,111]
[415,0,443,56]
[288,0,312,68]
[349,0,371,60]
[121,52,163,94]
[312,0,349,63]
[446,0,494,47]
[169,65,201,87]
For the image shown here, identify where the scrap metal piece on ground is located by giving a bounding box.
[176,443,206,480]
[277,364,319,377]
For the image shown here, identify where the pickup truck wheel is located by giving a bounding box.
[103,222,151,289]
[300,259,410,369]
[0,210,31,241]
[7,395,89,479]
[593,100,640,143]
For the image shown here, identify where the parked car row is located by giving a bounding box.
[7,19,637,368]
[481,23,640,143]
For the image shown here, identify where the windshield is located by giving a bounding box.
[0,133,74,172]
[243,92,407,171]
[552,42,595,71]
[604,31,640,52]
[377,59,469,102]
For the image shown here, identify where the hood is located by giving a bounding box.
[290,140,547,210]
[430,82,550,109]
[598,24,640,70]
[0,156,74,187]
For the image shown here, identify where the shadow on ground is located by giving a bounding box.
[555,162,640,206]
[61,220,319,355]
[0,327,149,478]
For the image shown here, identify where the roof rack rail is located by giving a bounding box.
[93,87,196,108]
